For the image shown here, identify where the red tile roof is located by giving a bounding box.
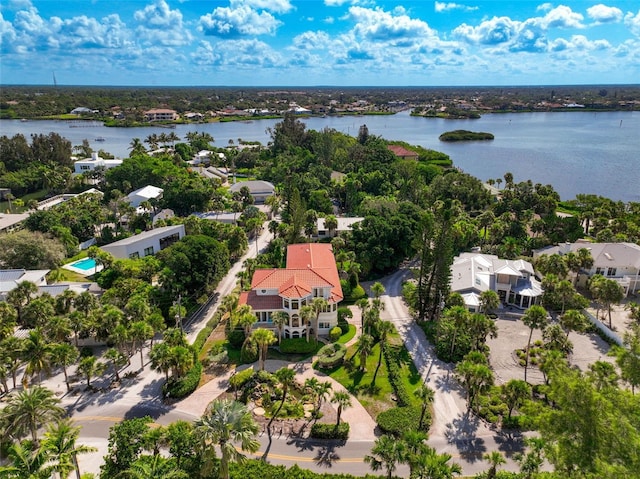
[387,145,418,158]
[239,290,283,311]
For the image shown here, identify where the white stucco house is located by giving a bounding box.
[101,224,185,260]
[73,152,123,175]
[127,185,164,209]
[314,217,364,238]
[534,242,640,296]
[451,252,543,311]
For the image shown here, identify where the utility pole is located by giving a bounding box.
[174,294,183,332]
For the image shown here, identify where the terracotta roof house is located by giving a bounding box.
[238,243,343,339]
[534,242,640,296]
[451,252,543,311]
[387,145,419,160]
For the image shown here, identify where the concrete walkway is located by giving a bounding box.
[174,358,378,441]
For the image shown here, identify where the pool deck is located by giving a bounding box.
[62,260,104,276]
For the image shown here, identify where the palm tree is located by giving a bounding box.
[3,336,25,390]
[414,383,435,430]
[1,440,53,479]
[310,297,329,341]
[555,280,576,314]
[483,451,507,479]
[501,379,531,420]
[119,455,189,479]
[51,343,79,392]
[364,435,406,479]
[194,399,259,479]
[324,215,338,236]
[129,320,154,370]
[522,305,549,382]
[271,311,288,344]
[76,355,105,388]
[6,280,38,322]
[128,138,146,157]
[455,354,493,412]
[149,343,173,382]
[250,328,276,371]
[42,418,97,479]
[331,391,352,426]
[300,305,314,343]
[356,333,374,372]
[372,321,394,386]
[0,385,65,443]
[479,290,500,316]
[268,367,296,430]
[0,302,18,340]
[104,348,127,382]
[411,448,462,479]
[21,328,55,386]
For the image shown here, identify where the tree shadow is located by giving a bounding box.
[123,400,171,420]
[434,370,464,394]
[443,411,486,463]
[314,443,342,468]
[139,377,164,399]
[494,428,526,458]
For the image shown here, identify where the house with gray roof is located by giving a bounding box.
[0,269,49,300]
[229,180,275,204]
[534,241,640,296]
[101,224,184,260]
[451,252,543,311]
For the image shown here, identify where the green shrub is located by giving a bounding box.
[337,318,350,335]
[383,345,411,407]
[340,279,352,299]
[193,314,220,352]
[310,422,350,440]
[376,406,427,436]
[347,285,366,301]
[229,367,254,392]
[163,361,202,399]
[329,326,342,342]
[240,340,258,363]
[316,343,347,369]
[228,329,245,349]
[279,338,318,354]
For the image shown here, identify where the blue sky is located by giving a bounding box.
[1,0,638,86]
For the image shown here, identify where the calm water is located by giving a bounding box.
[1,110,638,202]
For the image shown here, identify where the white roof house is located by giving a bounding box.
[534,242,640,296]
[315,217,364,238]
[127,185,164,209]
[74,152,123,175]
[229,180,275,204]
[451,252,543,311]
[101,224,185,260]
[0,213,29,233]
[0,269,49,300]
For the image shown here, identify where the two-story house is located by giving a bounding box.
[451,252,543,311]
[534,242,640,297]
[238,243,343,338]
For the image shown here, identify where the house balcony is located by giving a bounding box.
[283,326,309,339]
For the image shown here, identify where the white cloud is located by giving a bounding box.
[537,3,553,12]
[537,5,584,29]
[434,2,478,13]
[192,38,281,67]
[292,30,331,50]
[453,16,518,45]
[587,4,623,24]
[348,6,437,41]
[134,0,192,46]
[199,4,281,36]
[325,0,351,5]
[624,10,640,36]
[324,16,335,24]
[231,0,293,14]
[548,34,611,52]
[0,13,18,51]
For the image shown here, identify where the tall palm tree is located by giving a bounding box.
[42,418,97,479]
[331,391,352,426]
[414,382,435,430]
[268,367,296,430]
[250,328,276,371]
[6,280,38,322]
[104,348,127,382]
[0,302,18,340]
[522,305,549,382]
[51,343,79,392]
[271,311,288,344]
[194,399,259,479]
[129,321,154,370]
[412,448,462,479]
[479,290,500,316]
[76,355,105,388]
[355,333,374,372]
[300,305,314,343]
[0,385,65,443]
[128,138,146,157]
[21,328,55,386]
[310,297,329,341]
[149,343,173,382]
[372,321,394,386]
[364,434,406,479]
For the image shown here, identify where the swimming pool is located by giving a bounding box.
[69,257,97,271]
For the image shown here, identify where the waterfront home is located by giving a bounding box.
[387,145,419,160]
[534,242,640,296]
[238,243,343,338]
[101,224,184,260]
[451,252,543,311]
[144,109,178,121]
[73,152,123,175]
[126,185,163,210]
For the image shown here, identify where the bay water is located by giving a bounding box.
[1,110,638,202]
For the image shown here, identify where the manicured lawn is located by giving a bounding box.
[338,324,356,344]
[50,268,90,283]
[327,331,423,419]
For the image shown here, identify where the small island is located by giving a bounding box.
[439,130,495,142]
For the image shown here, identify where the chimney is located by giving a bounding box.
[91,152,99,161]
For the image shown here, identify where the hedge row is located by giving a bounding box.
[229,460,386,478]
[193,309,222,352]
[279,338,318,354]
[163,360,202,399]
[376,406,426,436]
[310,422,350,440]
[382,345,411,407]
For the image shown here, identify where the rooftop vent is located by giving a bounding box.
[604,252,613,261]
